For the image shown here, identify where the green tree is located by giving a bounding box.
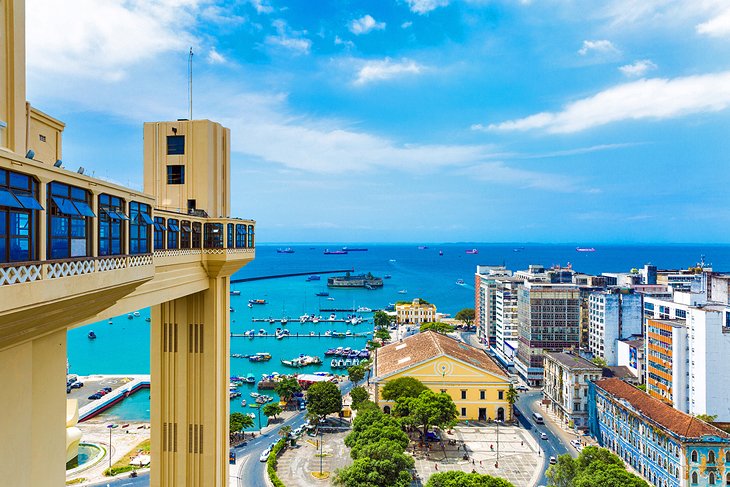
[273,376,302,404]
[335,456,412,487]
[349,386,369,410]
[695,413,718,423]
[345,409,405,449]
[374,328,391,341]
[546,447,648,487]
[591,357,607,368]
[455,308,475,327]
[230,412,254,434]
[278,425,292,439]
[381,377,428,402]
[263,402,283,420]
[373,311,392,329]
[347,365,365,384]
[545,455,577,487]
[306,381,342,421]
[395,390,457,439]
[573,462,649,487]
[426,471,515,487]
[420,321,455,334]
[505,385,519,420]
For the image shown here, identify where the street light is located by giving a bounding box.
[107,424,115,473]
[319,428,324,475]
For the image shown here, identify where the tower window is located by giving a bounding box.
[167,135,185,155]
[167,165,185,185]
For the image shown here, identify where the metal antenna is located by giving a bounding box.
[188,47,194,120]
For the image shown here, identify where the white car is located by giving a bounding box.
[259,448,271,462]
[541,432,548,440]
[549,456,557,465]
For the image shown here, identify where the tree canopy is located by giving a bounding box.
[349,386,369,410]
[373,311,392,329]
[591,357,607,368]
[374,328,391,341]
[263,402,283,419]
[420,321,455,334]
[306,381,342,420]
[455,308,475,326]
[394,389,458,437]
[273,376,302,403]
[546,446,649,487]
[381,377,429,402]
[230,412,253,433]
[335,456,412,487]
[347,364,365,384]
[426,471,515,487]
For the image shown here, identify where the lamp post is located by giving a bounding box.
[257,405,262,433]
[319,428,324,475]
[107,424,114,473]
[495,419,500,468]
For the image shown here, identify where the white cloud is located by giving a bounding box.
[578,39,619,56]
[265,19,311,54]
[26,0,200,81]
[406,0,449,15]
[697,8,730,37]
[486,70,730,134]
[459,162,587,192]
[349,14,386,35]
[401,21,413,29]
[354,58,424,86]
[618,59,657,77]
[334,36,355,48]
[207,48,226,64]
[250,0,273,14]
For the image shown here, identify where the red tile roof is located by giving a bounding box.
[374,331,508,380]
[595,378,730,439]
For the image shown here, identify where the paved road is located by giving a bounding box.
[515,390,574,486]
[86,470,149,486]
[235,379,357,487]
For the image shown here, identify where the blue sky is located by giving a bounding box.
[24,0,730,243]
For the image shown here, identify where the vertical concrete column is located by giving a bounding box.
[0,329,67,487]
[151,276,230,487]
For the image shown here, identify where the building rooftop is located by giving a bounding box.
[619,337,644,349]
[374,331,508,380]
[544,351,601,370]
[647,318,686,328]
[602,366,636,380]
[595,378,730,440]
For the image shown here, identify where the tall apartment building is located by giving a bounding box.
[543,351,602,430]
[474,265,511,347]
[514,282,581,386]
[493,276,521,366]
[644,292,730,421]
[588,290,642,365]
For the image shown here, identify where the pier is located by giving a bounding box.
[231,268,355,283]
[230,331,372,338]
[249,317,371,324]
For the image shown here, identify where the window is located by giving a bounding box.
[167,135,185,155]
[709,451,716,464]
[129,202,151,254]
[167,219,179,249]
[710,472,716,485]
[153,217,165,250]
[191,222,202,248]
[98,194,125,256]
[461,407,467,417]
[726,472,730,486]
[461,390,467,400]
[727,451,730,463]
[248,225,254,248]
[48,182,94,259]
[204,223,223,249]
[166,165,185,184]
[0,168,41,263]
[691,451,698,463]
[227,223,234,249]
[180,220,191,248]
[480,390,486,400]
[498,390,504,400]
[39,134,46,142]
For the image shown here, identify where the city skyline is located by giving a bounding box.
[25,0,730,243]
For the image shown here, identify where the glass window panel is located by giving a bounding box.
[52,196,80,216]
[70,239,86,257]
[10,212,30,236]
[9,237,29,261]
[71,218,86,238]
[9,172,30,190]
[70,187,86,201]
[50,238,69,259]
[13,192,43,210]
[130,240,139,254]
[111,224,121,238]
[72,201,96,217]
[51,217,68,237]
[99,239,109,256]
[0,210,6,235]
[51,183,68,197]
[0,239,5,262]
[0,188,23,209]
[111,240,121,255]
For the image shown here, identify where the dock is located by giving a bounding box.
[231,269,354,283]
[78,374,150,422]
[250,317,370,324]
[230,331,372,339]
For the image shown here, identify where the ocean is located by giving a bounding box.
[68,243,729,422]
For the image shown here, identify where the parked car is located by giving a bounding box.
[540,432,548,440]
[71,382,84,389]
[88,394,101,400]
[103,387,112,392]
[97,390,108,396]
[67,386,71,394]
[516,385,529,392]
[421,431,441,442]
[549,456,557,465]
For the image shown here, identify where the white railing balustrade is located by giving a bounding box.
[0,263,43,286]
[45,259,96,279]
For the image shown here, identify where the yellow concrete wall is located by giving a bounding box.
[0,0,26,154]
[377,356,511,421]
[143,120,230,218]
[27,104,64,164]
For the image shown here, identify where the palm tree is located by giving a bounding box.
[505,385,519,421]
[279,425,292,440]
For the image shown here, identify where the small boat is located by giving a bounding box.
[439,250,443,256]
[330,358,338,367]
[325,348,337,356]
[337,359,345,367]
[344,359,352,367]
[324,330,332,337]
[268,318,275,324]
[316,292,329,297]
[229,307,235,313]
[145,317,151,322]
[309,331,316,336]
[250,392,260,398]
[456,279,465,285]
[328,313,336,321]
[108,319,113,324]
[327,297,335,301]
[244,329,254,337]
[398,289,407,294]
[576,247,596,252]
[247,413,256,419]
[345,330,353,336]
[258,329,266,335]
[127,314,134,320]
[299,315,309,323]
[241,399,247,407]
[277,248,295,253]
[465,249,478,254]
[358,349,370,358]
[352,358,359,366]
[281,317,288,325]
[249,352,272,362]
[88,331,97,340]
[383,274,392,279]
[323,249,347,255]
[133,311,140,317]
[306,275,321,281]
[389,259,396,263]
[356,306,372,313]
[248,303,253,308]
[245,373,256,383]
[341,247,368,251]
[418,245,428,250]
[312,316,320,324]
[230,290,241,296]
[248,299,267,305]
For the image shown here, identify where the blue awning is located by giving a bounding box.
[51,196,80,216]
[12,192,43,210]
[0,188,23,209]
[167,221,180,232]
[153,222,166,231]
[137,212,154,225]
[73,200,96,217]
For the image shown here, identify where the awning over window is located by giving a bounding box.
[167,221,180,232]
[52,196,80,216]
[13,192,44,210]
[0,188,23,209]
[115,210,130,221]
[192,225,201,233]
[73,200,96,217]
[182,224,192,232]
[153,222,166,232]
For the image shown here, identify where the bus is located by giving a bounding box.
[532,412,544,424]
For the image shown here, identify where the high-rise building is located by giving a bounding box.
[492,276,521,366]
[588,290,642,365]
[514,282,581,386]
[474,265,511,347]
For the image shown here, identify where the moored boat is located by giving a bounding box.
[465,248,478,254]
[88,331,96,339]
[248,299,267,305]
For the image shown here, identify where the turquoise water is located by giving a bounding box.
[96,389,151,422]
[69,243,730,423]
